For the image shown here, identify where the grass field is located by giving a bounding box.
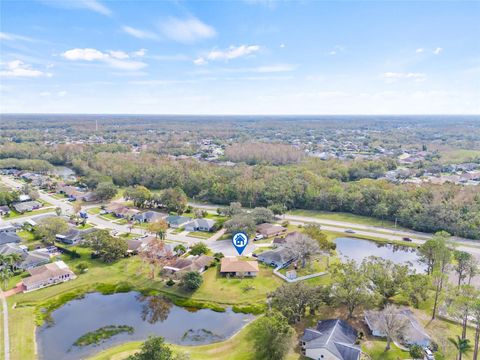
[186,231,212,239]
[2,207,54,220]
[287,209,405,230]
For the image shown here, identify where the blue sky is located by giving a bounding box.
[1,0,479,114]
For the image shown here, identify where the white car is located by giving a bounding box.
[254,234,264,241]
[424,348,434,360]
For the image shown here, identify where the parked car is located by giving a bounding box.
[344,229,355,234]
[402,237,413,242]
[424,348,434,360]
[254,234,264,241]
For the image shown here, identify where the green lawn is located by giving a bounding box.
[87,207,101,215]
[362,341,410,359]
[287,209,402,229]
[186,231,212,239]
[88,318,302,360]
[2,207,54,220]
[7,302,37,360]
[99,213,119,221]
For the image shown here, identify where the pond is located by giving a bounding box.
[334,237,426,273]
[37,292,255,360]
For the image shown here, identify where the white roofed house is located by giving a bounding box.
[21,261,76,292]
[184,218,216,232]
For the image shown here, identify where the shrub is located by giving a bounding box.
[181,271,203,291]
[166,279,175,287]
[409,344,424,359]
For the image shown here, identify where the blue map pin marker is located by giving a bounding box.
[232,232,249,255]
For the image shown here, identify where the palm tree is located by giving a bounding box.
[0,267,13,290]
[6,253,22,269]
[449,335,473,360]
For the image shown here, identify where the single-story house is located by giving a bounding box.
[301,319,361,360]
[0,244,52,270]
[133,211,168,223]
[166,215,191,229]
[364,307,431,347]
[220,257,259,277]
[256,223,287,238]
[184,218,216,232]
[257,247,296,268]
[22,260,76,292]
[0,205,10,216]
[12,200,42,213]
[0,231,22,246]
[105,202,128,215]
[136,236,176,258]
[55,227,97,245]
[163,254,214,279]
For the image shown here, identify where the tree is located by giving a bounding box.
[269,282,322,324]
[127,336,174,360]
[55,207,62,216]
[268,204,286,216]
[402,273,430,308]
[189,242,208,256]
[409,344,424,359]
[36,217,68,244]
[139,238,173,279]
[94,182,118,201]
[148,220,168,240]
[377,304,408,351]
[181,271,203,291]
[0,266,12,290]
[224,213,256,235]
[84,230,127,263]
[418,239,438,275]
[222,202,243,217]
[449,335,472,360]
[173,244,186,256]
[454,251,472,287]
[251,311,294,360]
[430,232,453,320]
[467,257,479,286]
[251,207,274,224]
[284,233,322,268]
[124,186,152,208]
[449,285,476,340]
[159,188,187,214]
[303,224,336,251]
[472,298,480,360]
[330,260,371,318]
[361,256,410,305]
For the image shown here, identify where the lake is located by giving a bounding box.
[334,237,426,273]
[37,292,255,360]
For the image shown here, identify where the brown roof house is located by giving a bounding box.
[163,255,214,279]
[22,260,76,292]
[256,223,287,238]
[220,257,259,277]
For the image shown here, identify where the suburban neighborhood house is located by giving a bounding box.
[301,319,361,360]
[256,223,287,238]
[21,260,76,292]
[133,210,168,223]
[257,246,296,268]
[364,308,431,347]
[162,254,214,279]
[166,215,191,228]
[220,257,259,277]
[12,200,42,213]
[184,218,216,232]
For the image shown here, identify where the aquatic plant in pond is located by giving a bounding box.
[73,325,134,346]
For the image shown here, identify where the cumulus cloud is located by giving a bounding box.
[382,72,426,83]
[433,47,443,55]
[194,45,260,65]
[61,48,147,70]
[0,60,52,78]
[159,16,216,43]
[415,48,424,53]
[122,26,158,40]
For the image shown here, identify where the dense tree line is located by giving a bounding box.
[224,142,305,165]
[1,145,479,239]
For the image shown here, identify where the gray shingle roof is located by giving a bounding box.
[302,319,360,360]
[0,231,22,245]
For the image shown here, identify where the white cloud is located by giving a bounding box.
[159,16,216,43]
[61,48,147,70]
[327,45,345,56]
[255,64,295,73]
[194,45,260,65]
[0,60,52,78]
[40,0,112,16]
[122,26,158,40]
[382,72,426,83]
[0,32,33,42]
[416,48,424,53]
[133,49,147,57]
[280,43,285,48]
[433,47,443,55]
